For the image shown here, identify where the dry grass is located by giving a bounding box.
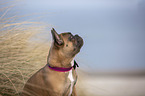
[0,4,50,96]
[2,2,145,96]
[0,1,88,96]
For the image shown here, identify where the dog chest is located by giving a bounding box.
[68,70,74,82]
[67,60,75,96]
[68,69,74,96]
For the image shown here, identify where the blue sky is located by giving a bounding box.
[2,0,145,72]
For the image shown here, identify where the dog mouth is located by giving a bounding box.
[74,35,84,49]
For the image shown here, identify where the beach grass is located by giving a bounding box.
[1,1,145,96]
[0,4,51,95]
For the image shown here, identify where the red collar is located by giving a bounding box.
[48,60,79,72]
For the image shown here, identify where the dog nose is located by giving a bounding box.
[75,34,80,38]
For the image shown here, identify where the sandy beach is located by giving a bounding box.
[77,75,145,96]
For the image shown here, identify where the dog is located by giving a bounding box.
[20,28,83,96]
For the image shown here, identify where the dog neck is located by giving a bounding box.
[47,59,79,72]
[47,46,74,68]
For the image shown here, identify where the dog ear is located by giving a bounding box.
[51,28,64,46]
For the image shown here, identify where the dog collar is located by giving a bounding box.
[48,60,79,72]
[48,65,73,72]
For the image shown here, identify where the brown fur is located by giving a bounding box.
[20,28,83,96]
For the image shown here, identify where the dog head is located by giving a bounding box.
[51,28,83,58]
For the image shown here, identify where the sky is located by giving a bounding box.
[1,0,145,73]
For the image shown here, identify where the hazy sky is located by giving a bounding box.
[2,0,145,72]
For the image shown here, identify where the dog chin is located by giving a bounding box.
[75,36,83,49]
[73,42,83,55]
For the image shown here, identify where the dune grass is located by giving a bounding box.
[0,2,89,96]
[0,4,51,96]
